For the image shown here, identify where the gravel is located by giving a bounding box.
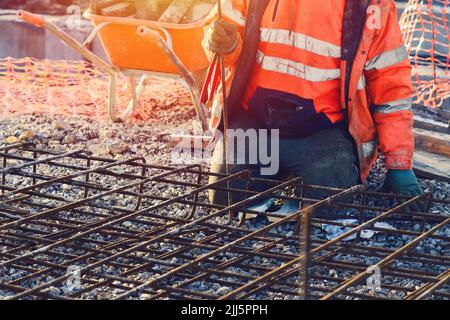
[0,86,448,300]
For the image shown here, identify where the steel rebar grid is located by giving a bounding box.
[0,145,448,300]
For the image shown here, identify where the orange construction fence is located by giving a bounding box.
[0,57,192,121]
[400,0,449,108]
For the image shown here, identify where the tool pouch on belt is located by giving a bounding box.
[249,88,339,138]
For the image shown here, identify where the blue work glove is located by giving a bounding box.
[382,169,425,212]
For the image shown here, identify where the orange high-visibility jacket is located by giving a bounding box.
[203,0,414,182]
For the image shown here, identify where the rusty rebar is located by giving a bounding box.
[0,145,448,300]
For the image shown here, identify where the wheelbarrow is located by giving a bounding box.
[16,9,210,131]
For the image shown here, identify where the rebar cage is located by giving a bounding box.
[0,145,449,300]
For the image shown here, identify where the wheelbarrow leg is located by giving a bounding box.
[110,74,150,122]
[108,74,118,122]
[17,10,135,123]
[137,26,210,133]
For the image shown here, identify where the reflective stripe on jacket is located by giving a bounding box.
[203,0,414,181]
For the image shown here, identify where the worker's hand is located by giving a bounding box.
[381,169,426,212]
[205,19,238,54]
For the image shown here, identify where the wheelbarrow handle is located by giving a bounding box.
[138,25,209,132]
[17,10,45,28]
[137,26,161,43]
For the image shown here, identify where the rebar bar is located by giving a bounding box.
[0,145,448,300]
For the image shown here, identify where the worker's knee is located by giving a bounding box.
[208,171,248,207]
[208,162,271,207]
[283,127,359,189]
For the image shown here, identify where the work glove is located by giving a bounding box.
[381,169,426,212]
[205,19,238,54]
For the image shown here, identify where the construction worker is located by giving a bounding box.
[203,0,423,210]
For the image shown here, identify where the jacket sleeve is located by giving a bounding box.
[364,0,415,170]
[202,0,247,66]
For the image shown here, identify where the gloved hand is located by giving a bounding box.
[382,169,425,212]
[205,19,238,54]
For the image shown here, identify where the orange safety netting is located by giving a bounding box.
[0,0,448,121]
[0,57,192,121]
[400,0,450,108]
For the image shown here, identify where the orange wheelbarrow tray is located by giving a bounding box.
[16,10,210,130]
